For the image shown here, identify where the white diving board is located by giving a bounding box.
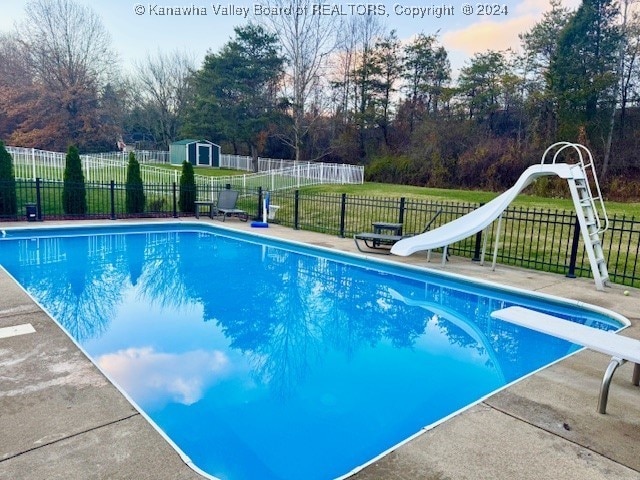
[491,306,639,414]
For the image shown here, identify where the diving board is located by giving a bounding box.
[491,306,639,414]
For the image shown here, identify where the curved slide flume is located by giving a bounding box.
[391,163,581,256]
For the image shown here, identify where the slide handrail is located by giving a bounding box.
[541,142,609,234]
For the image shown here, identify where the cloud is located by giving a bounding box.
[98,347,231,407]
[442,15,538,57]
[442,0,583,58]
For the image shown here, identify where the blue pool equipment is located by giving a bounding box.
[251,191,270,228]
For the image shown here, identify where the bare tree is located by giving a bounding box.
[257,0,338,161]
[619,11,640,138]
[602,0,636,179]
[13,0,119,149]
[134,50,196,149]
[0,33,33,140]
[20,0,116,89]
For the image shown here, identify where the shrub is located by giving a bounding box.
[125,152,145,214]
[179,161,196,213]
[0,141,17,217]
[62,145,87,215]
[147,196,166,212]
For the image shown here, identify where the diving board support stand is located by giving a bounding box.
[491,306,639,414]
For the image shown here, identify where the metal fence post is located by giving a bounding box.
[339,193,347,238]
[566,216,581,278]
[110,181,116,220]
[257,186,263,220]
[31,148,36,181]
[398,197,405,233]
[294,190,300,230]
[172,182,178,218]
[472,202,485,261]
[472,231,483,261]
[35,178,42,221]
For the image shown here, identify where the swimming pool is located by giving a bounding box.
[0,223,628,480]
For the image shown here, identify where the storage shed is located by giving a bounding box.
[170,139,220,167]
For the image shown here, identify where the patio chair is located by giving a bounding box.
[214,189,249,222]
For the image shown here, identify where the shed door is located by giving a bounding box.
[197,144,211,166]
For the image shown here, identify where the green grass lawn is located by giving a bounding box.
[151,164,246,177]
[301,182,640,217]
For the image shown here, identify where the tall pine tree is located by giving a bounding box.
[125,152,145,214]
[184,24,284,169]
[0,141,17,217]
[179,160,196,213]
[62,145,87,215]
[548,0,620,142]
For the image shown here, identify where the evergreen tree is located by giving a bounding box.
[185,24,285,169]
[179,160,196,213]
[548,0,620,141]
[402,33,451,131]
[62,145,87,215]
[0,141,17,217]
[125,151,145,214]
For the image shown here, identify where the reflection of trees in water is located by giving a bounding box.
[126,234,144,286]
[410,282,577,382]
[186,239,431,398]
[178,238,320,398]
[15,231,195,342]
[135,232,191,311]
[17,235,128,342]
[319,262,429,354]
[5,229,574,396]
[246,256,328,398]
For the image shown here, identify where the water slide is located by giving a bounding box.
[391,163,581,257]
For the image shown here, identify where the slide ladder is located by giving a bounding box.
[543,142,610,290]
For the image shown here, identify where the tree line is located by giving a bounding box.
[1,0,639,199]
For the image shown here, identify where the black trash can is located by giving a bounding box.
[25,203,37,222]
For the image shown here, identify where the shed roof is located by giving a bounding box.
[171,139,219,146]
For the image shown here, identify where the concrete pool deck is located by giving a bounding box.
[1,218,639,480]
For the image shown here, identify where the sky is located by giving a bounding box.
[0,0,581,75]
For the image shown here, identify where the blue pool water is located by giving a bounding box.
[0,223,625,480]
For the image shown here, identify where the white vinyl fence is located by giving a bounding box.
[6,147,364,197]
[88,150,171,164]
[8,147,178,184]
[89,149,361,176]
[193,163,364,201]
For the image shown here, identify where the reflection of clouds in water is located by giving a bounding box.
[98,347,230,406]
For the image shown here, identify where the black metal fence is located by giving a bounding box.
[1,179,639,288]
[267,190,640,288]
[0,179,262,221]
